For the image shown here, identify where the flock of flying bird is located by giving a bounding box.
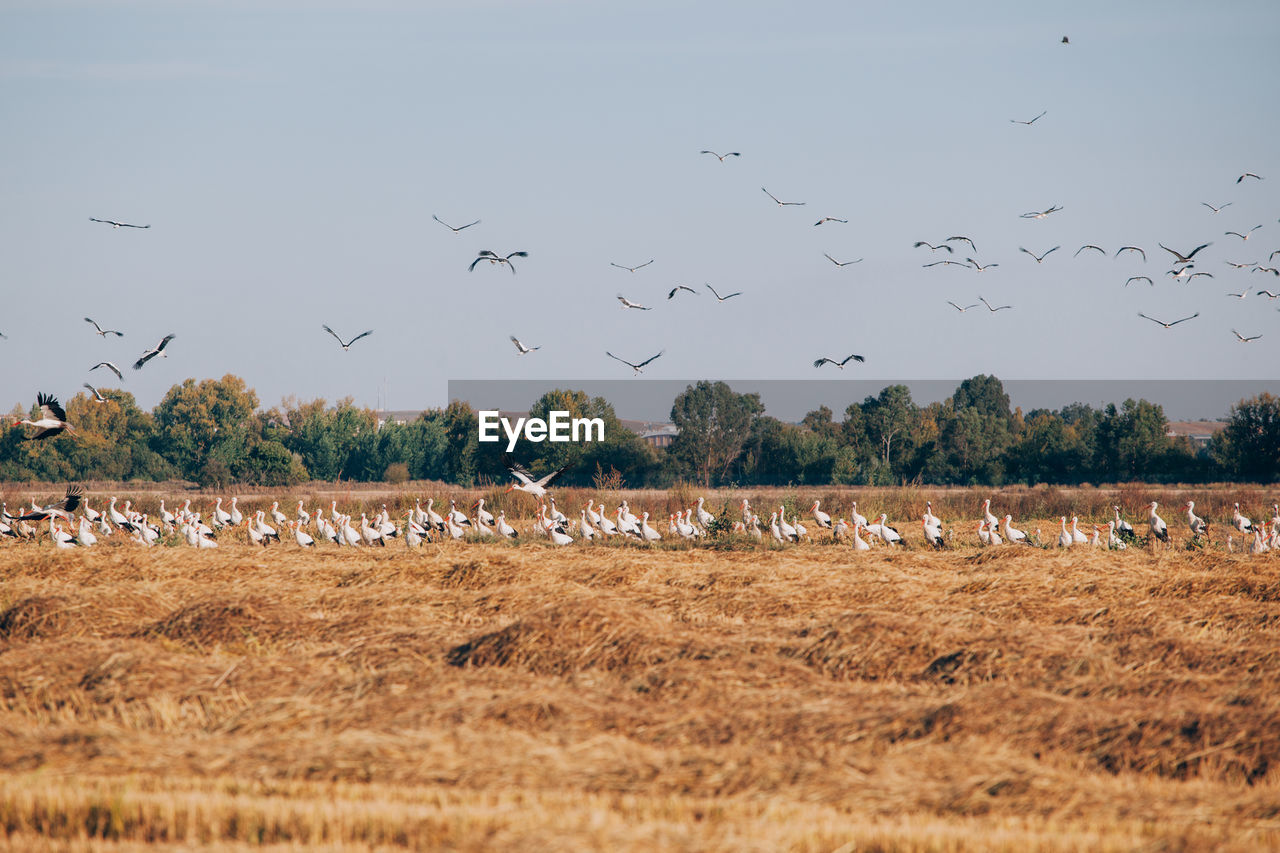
[5,473,1277,557]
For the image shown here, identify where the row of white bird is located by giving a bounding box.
[5,490,1277,555]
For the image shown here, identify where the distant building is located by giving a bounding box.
[1165,420,1225,448]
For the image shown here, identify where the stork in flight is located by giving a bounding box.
[824,254,862,266]
[90,217,149,229]
[923,260,969,268]
[1138,312,1199,329]
[611,259,654,272]
[84,317,123,338]
[946,236,977,252]
[705,284,742,302]
[1225,225,1262,241]
[1075,245,1106,257]
[1115,246,1147,261]
[761,187,805,206]
[83,383,109,404]
[15,485,83,522]
[606,350,663,374]
[1019,246,1060,263]
[1020,205,1063,219]
[979,296,1013,312]
[813,354,865,369]
[1010,110,1047,125]
[1125,276,1154,287]
[1159,242,1211,265]
[1237,172,1263,183]
[913,241,953,253]
[947,301,980,312]
[469,250,528,273]
[966,258,998,271]
[133,334,175,370]
[1166,268,1212,282]
[616,295,652,310]
[432,214,480,232]
[813,217,847,226]
[1232,329,1263,342]
[1225,260,1258,269]
[90,361,123,380]
[13,393,74,440]
[668,285,697,300]
[510,336,540,355]
[322,325,372,351]
[700,150,740,162]
[502,455,569,498]
[1201,202,1233,214]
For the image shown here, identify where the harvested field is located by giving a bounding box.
[1,538,1278,849]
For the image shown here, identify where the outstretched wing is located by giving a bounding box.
[813,358,834,368]
[605,351,635,369]
[37,393,66,422]
[635,350,664,368]
[91,361,123,380]
[840,354,866,366]
[346,330,374,347]
[154,334,176,353]
[322,325,345,345]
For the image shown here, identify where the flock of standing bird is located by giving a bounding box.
[4,474,1277,556]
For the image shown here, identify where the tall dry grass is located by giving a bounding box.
[0,540,1278,849]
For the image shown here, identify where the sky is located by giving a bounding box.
[2,1,1278,418]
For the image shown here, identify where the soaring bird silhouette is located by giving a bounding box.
[824,253,862,267]
[83,383,109,404]
[432,215,480,233]
[1159,242,1212,264]
[322,326,373,350]
[761,187,805,206]
[1232,329,1263,342]
[966,258,999,271]
[705,284,742,302]
[1237,172,1263,183]
[1010,110,1047,125]
[700,150,740,162]
[611,259,654,272]
[1225,225,1262,241]
[946,236,978,252]
[1075,245,1106,257]
[84,317,123,337]
[1125,276,1154,287]
[616,295,652,310]
[133,334,175,370]
[667,285,698,300]
[1138,312,1199,329]
[469,250,528,273]
[509,336,540,354]
[979,297,1013,312]
[813,354,865,368]
[1201,202,1233,214]
[90,361,123,380]
[1019,246,1060,263]
[813,217,848,226]
[1020,205,1063,219]
[1115,246,1147,261]
[913,241,952,253]
[947,301,980,312]
[12,393,74,440]
[90,217,149,229]
[606,350,664,374]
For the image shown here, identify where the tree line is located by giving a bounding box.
[3,375,1277,486]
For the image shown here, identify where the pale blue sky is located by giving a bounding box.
[2,1,1277,414]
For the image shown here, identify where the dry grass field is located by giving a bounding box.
[1,487,1279,849]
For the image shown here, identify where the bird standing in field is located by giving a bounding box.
[813,354,865,369]
[84,317,123,338]
[12,393,74,440]
[322,326,373,351]
[133,334,176,370]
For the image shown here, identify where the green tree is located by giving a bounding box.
[669,381,764,486]
[1212,393,1280,482]
[152,375,259,479]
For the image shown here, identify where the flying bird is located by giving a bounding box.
[1226,289,1250,299]
[90,361,123,380]
[12,393,74,440]
[133,334,175,370]
[761,187,805,206]
[813,217,848,226]
[83,383,108,403]
[610,260,654,272]
[89,217,149,229]
[1253,266,1280,276]
[1125,276,1154,287]
[946,236,977,252]
[1232,329,1263,342]
[947,301,980,312]
[616,295,652,310]
[509,336,540,354]
[1010,110,1047,125]
[1166,268,1213,282]
[1225,225,1263,241]
[432,214,480,232]
[824,253,862,267]
[1237,172,1264,183]
[469,250,528,273]
[1159,242,1212,264]
[502,454,570,497]
[1201,202,1233,214]
[1075,245,1106,257]
[966,259,998,271]
[979,297,1013,312]
[1115,246,1147,261]
[1061,35,1069,44]
[606,350,664,374]
[1138,312,1199,329]
[1019,246,1060,263]
[913,241,953,253]
[813,354,865,369]
[84,317,123,337]
[15,485,83,522]
[1020,205,1063,219]
[705,284,742,302]
[322,325,372,351]
[1256,290,1280,299]
[923,260,969,268]
[1225,260,1258,269]
[668,285,698,300]
[700,150,740,162]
